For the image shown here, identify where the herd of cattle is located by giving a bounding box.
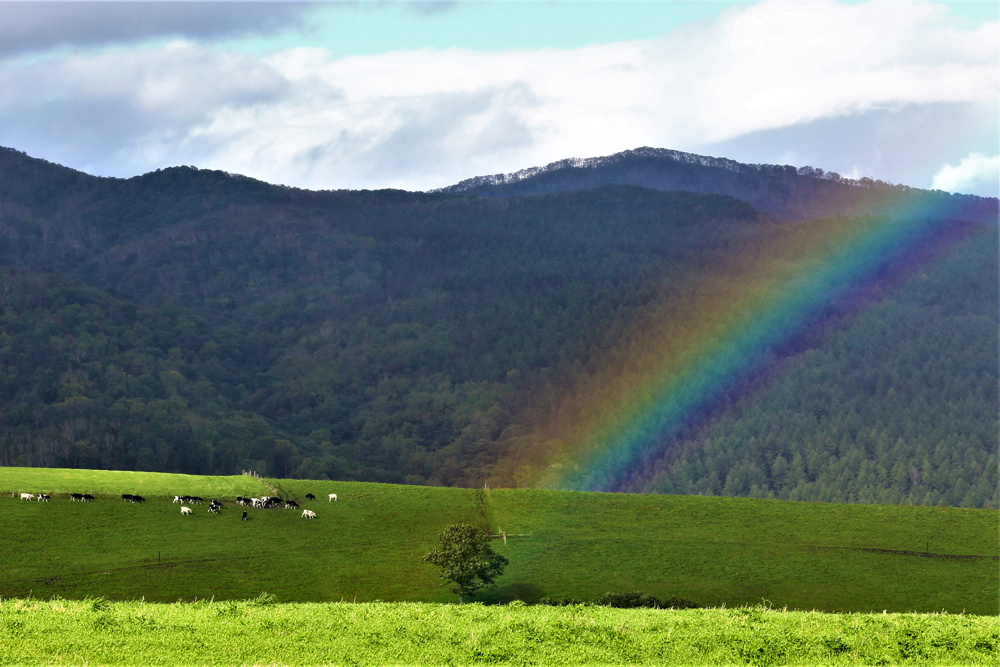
[13,490,337,519]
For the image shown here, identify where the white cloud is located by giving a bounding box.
[931,152,1000,195]
[0,0,995,191]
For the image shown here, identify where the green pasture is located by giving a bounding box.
[1,598,998,666]
[1,467,269,499]
[0,467,997,613]
[485,488,1000,613]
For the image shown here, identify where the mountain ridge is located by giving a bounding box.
[436,146,996,223]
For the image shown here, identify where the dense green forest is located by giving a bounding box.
[0,146,995,507]
[637,225,998,508]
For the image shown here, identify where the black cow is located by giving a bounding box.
[284,500,299,509]
[305,493,316,500]
[82,494,95,502]
[242,510,248,521]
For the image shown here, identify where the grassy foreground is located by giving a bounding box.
[1,598,997,666]
[2,467,998,613]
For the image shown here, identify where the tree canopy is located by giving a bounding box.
[423,524,509,603]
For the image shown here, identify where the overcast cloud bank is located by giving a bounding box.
[0,2,305,58]
[0,0,996,195]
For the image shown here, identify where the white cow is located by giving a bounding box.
[19,493,34,501]
[328,493,338,502]
[302,510,316,519]
[180,506,193,515]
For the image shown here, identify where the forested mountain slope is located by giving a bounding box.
[0,146,764,484]
[439,147,995,223]
[0,146,995,508]
[636,224,998,508]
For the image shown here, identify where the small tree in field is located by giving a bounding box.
[423,523,509,603]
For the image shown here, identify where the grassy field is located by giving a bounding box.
[1,598,998,666]
[1,467,997,613]
[1,467,269,498]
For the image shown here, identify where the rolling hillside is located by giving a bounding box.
[0,145,996,508]
[1,468,997,614]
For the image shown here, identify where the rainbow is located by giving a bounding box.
[492,202,990,492]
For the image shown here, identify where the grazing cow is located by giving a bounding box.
[190,496,204,504]
[305,493,316,500]
[328,493,338,502]
[82,494,95,502]
[173,496,181,504]
[284,500,299,509]
[132,495,146,503]
[19,493,34,501]
[37,494,50,502]
[242,510,248,521]
[302,509,316,519]
[70,493,84,502]
[180,506,192,515]
[208,506,219,514]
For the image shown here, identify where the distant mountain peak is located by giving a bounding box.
[436,146,908,196]
[435,146,995,223]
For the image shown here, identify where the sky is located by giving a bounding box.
[0,0,997,196]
